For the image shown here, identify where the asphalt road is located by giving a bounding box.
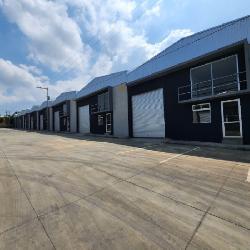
[0,129,249,249]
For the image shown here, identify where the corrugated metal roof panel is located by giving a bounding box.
[31,105,40,112]
[52,91,77,106]
[38,101,53,110]
[76,71,127,99]
[17,109,30,116]
[128,15,250,84]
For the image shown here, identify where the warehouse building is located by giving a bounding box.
[30,106,39,130]
[24,111,31,130]
[27,106,39,130]
[15,110,27,129]
[127,16,250,144]
[76,71,129,137]
[51,91,77,133]
[38,101,53,131]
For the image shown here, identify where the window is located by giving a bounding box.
[63,104,67,115]
[98,115,103,126]
[190,55,239,98]
[98,92,110,112]
[191,64,212,98]
[192,103,211,123]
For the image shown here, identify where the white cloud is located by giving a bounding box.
[0,0,193,113]
[156,29,194,52]
[1,0,91,72]
[0,58,80,113]
[67,0,192,72]
[140,0,162,18]
[0,59,49,113]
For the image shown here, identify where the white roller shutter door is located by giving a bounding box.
[132,88,165,138]
[79,105,90,134]
[54,111,60,132]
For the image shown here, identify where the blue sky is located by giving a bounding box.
[0,0,249,114]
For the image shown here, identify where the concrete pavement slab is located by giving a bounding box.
[0,218,54,250]
[187,215,250,250]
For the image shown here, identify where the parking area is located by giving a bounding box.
[0,128,249,249]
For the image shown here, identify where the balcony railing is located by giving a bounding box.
[178,71,247,102]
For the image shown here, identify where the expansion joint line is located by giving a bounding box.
[184,165,236,250]
[0,147,57,250]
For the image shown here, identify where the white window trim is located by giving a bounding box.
[221,99,243,138]
[190,54,240,98]
[106,113,112,133]
[192,103,211,124]
[192,103,211,112]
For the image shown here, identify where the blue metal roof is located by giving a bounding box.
[76,71,127,99]
[38,100,53,110]
[17,109,30,117]
[52,91,77,106]
[25,105,40,113]
[128,15,250,84]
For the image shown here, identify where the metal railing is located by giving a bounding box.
[178,71,247,102]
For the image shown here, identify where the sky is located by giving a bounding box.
[0,0,249,115]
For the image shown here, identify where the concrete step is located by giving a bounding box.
[222,138,243,145]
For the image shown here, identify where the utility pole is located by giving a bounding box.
[36,87,50,130]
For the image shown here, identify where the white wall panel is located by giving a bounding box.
[54,111,60,132]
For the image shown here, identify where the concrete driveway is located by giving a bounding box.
[0,129,249,250]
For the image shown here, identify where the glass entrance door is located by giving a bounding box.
[221,99,242,138]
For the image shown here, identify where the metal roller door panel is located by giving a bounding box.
[132,89,165,138]
[79,105,90,134]
[54,111,60,132]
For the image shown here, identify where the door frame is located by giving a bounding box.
[221,98,242,138]
[106,113,112,133]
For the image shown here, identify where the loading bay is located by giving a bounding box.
[0,129,249,250]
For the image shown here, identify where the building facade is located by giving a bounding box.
[37,101,53,131]
[13,16,250,145]
[127,16,250,144]
[76,71,129,137]
[29,106,39,130]
[51,91,77,133]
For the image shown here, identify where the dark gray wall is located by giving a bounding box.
[77,88,113,135]
[128,44,250,144]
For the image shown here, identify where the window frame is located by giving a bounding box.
[98,92,110,112]
[190,55,239,99]
[192,102,211,124]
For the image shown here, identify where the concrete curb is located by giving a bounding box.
[164,139,250,151]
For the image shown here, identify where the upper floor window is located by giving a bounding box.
[190,55,239,98]
[98,92,110,112]
[63,104,67,114]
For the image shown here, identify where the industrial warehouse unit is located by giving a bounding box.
[37,101,53,131]
[14,110,28,129]
[127,16,250,144]
[28,106,39,130]
[51,91,77,133]
[13,16,250,145]
[76,71,129,137]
